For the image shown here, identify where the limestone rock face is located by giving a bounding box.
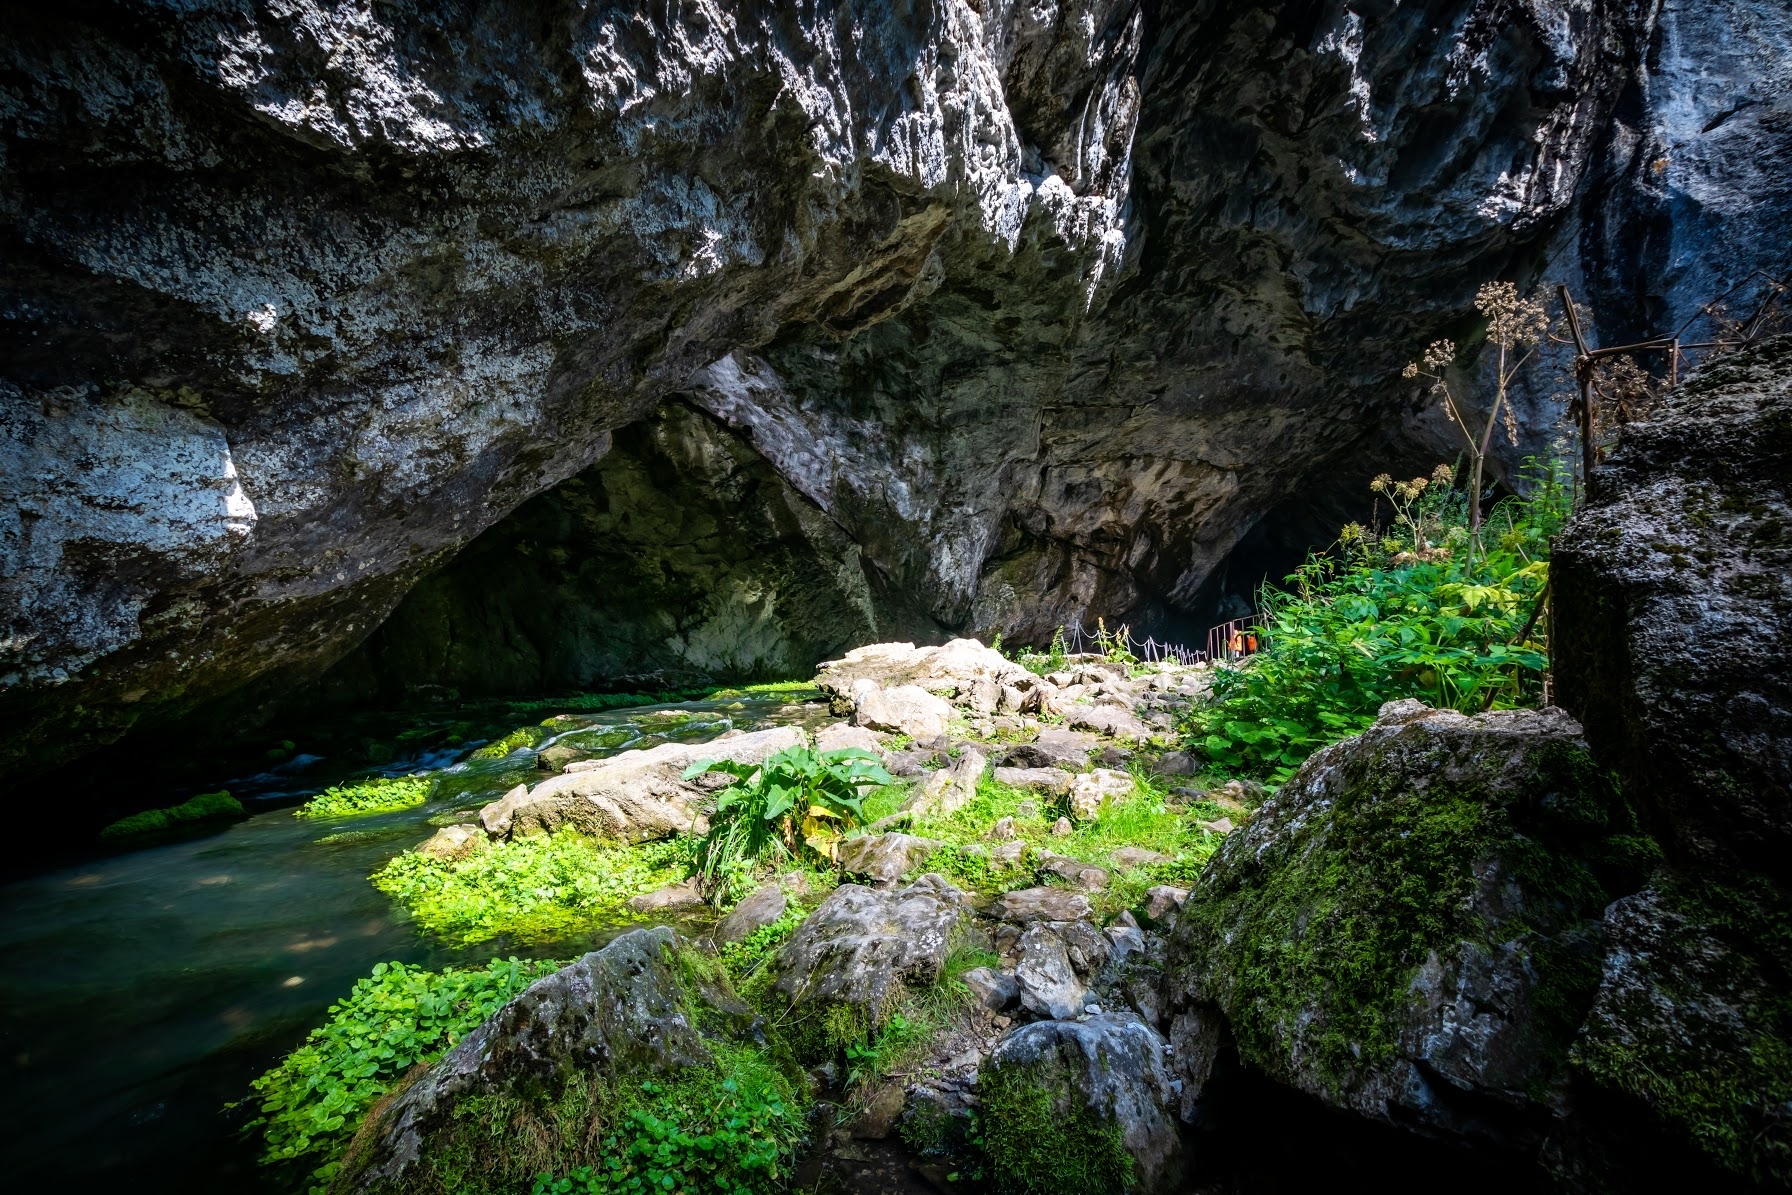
[851,683,955,741]
[1552,336,1792,1188]
[478,726,804,842]
[1161,701,1654,1159]
[7,2,1791,789]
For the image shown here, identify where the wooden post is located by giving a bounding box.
[1558,284,1595,491]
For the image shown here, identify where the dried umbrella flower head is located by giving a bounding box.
[1430,464,1455,487]
[1423,339,1457,371]
[1475,281,1549,350]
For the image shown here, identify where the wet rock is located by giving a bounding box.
[1162,701,1653,1152]
[990,886,1091,924]
[479,726,805,843]
[341,927,738,1191]
[413,824,486,862]
[910,748,987,816]
[714,882,787,945]
[992,766,1073,795]
[1001,728,1097,772]
[1110,846,1168,870]
[627,878,703,913]
[960,966,1020,1012]
[849,1083,907,1140]
[535,743,585,772]
[981,1012,1184,1193]
[1069,767,1133,818]
[772,875,965,1022]
[836,833,942,887]
[851,682,954,741]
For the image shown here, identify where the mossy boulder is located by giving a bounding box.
[980,1012,1182,1195]
[99,789,243,838]
[334,927,791,1195]
[1162,700,1650,1153]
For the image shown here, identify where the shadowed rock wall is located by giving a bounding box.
[4,0,1790,767]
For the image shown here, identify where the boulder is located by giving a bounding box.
[340,927,744,1191]
[989,840,1028,869]
[989,886,1091,924]
[813,722,887,756]
[851,682,954,740]
[1155,750,1198,777]
[535,743,586,772]
[771,875,966,1023]
[1050,816,1074,836]
[992,766,1073,795]
[412,824,487,862]
[627,878,703,913]
[1002,728,1097,772]
[836,832,942,887]
[714,882,787,944]
[911,748,987,815]
[1038,853,1109,891]
[479,726,805,842]
[980,1013,1183,1194]
[1142,886,1189,923]
[815,640,1032,711]
[1162,701,1657,1154]
[1069,768,1133,819]
[987,816,1017,840]
[959,966,1020,1011]
[1065,705,1153,744]
[1551,338,1792,1186]
[1010,918,1117,1022]
[1110,846,1168,870]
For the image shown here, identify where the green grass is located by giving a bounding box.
[244,956,561,1188]
[370,829,688,944]
[295,775,433,819]
[506,681,817,715]
[99,789,243,838]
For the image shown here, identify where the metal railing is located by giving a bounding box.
[1205,616,1265,664]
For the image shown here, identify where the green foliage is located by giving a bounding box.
[718,901,808,983]
[1014,626,1070,676]
[469,725,543,760]
[977,1063,1134,1195]
[529,1045,807,1195]
[371,830,686,944]
[1185,459,1568,782]
[505,681,816,716]
[99,789,243,838]
[246,956,559,1186]
[685,747,890,904]
[295,775,433,820]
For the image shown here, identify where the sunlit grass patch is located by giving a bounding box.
[296,775,434,819]
[371,829,687,944]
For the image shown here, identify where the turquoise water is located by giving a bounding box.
[0,692,826,1191]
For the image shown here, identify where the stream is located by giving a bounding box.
[0,691,827,1192]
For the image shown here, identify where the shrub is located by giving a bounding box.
[246,956,559,1187]
[371,830,686,944]
[685,746,890,903]
[295,775,433,819]
[99,789,243,838]
[1185,460,1567,783]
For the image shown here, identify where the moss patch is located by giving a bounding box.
[978,1062,1134,1195]
[296,775,433,819]
[99,789,243,838]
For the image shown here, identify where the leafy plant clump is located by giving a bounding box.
[100,789,243,838]
[529,1049,808,1195]
[295,775,434,819]
[372,830,687,944]
[246,956,560,1187]
[1187,458,1567,782]
[686,746,890,904]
